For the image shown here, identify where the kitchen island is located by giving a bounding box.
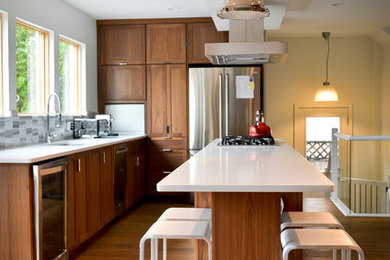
[157,139,334,260]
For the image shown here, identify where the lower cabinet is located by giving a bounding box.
[68,152,89,250]
[87,146,114,236]
[125,139,146,209]
[68,144,128,250]
[147,137,188,196]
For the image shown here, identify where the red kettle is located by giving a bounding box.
[249,111,271,137]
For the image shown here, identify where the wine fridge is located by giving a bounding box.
[33,158,68,260]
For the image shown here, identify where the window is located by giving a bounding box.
[15,21,48,114]
[0,13,3,115]
[59,37,82,114]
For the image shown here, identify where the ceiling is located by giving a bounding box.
[62,0,390,44]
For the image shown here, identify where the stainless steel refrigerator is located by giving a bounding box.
[189,66,262,155]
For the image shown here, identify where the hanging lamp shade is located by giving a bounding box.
[314,32,339,102]
[314,82,339,101]
[217,0,270,20]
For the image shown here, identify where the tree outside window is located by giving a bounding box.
[59,38,81,114]
[16,22,48,114]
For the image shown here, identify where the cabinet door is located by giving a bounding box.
[100,65,146,102]
[99,24,145,65]
[168,64,187,137]
[67,156,77,250]
[100,147,114,225]
[147,65,187,137]
[72,153,89,244]
[146,24,186,64]
[87,150,101,236]
[126,151,137,208]
[147,65,168,136]
[135,150,146,201]
[187,22,228,64]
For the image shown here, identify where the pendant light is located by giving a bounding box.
[217,0,270,20]
[314,32,339,102]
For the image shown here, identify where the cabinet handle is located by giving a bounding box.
[163,171,172,174]
[136,156,140,167]
[77,158,81,172]
[115,147,128,155]
[162,149,172,152]
[165,125,169,134]
[162,136,172,139]
[118,62,128,66]
[102,152,106,164]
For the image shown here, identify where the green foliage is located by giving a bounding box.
[59,41,70,111]
[15,24,34,113]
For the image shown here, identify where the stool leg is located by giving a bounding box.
[341,249,346,260]
[206,239,212,260]
[139,238,145,260]
[163,238,167,260]
[151,239,158,260]
[155,239,159,260]
[332,249,337,260]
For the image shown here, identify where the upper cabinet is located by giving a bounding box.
[146,24,186,64]
[100,65,146,102]
[99,24,146,65]
[147,64,187,137]
[187,22,228,64]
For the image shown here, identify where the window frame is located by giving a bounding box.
[58,36,82,115]
[15,20,49,115]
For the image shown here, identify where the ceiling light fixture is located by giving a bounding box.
[314,32,339,102]
[217,0,270,20]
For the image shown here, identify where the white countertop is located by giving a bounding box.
[157,139,335,193]
[0,134,147,164]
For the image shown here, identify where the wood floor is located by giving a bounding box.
[71,198,390,260]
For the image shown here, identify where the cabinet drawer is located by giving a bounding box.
[148,149,187,171]
[148,137,186,151]
[148,172,185,196]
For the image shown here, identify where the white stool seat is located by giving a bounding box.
[158,207,211,221]
[140,220,212,260]
[281,211,343,231]
[281,229,364,260]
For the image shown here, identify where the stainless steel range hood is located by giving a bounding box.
[205,19,287,65]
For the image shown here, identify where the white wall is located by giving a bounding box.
[264,35,388,181]
[1,0,97,114]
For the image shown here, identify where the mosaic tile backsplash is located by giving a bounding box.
[0,115,75,149]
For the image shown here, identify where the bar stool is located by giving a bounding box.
[281,229,364,260]
[139,220,212,260]
[281,211,344,231]
[158,207,211,222]
[157,207,212,259]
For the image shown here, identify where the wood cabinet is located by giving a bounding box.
[68,153,89,249]
[125,139,146,208]
[87,147,114,236]
[86,150,102,236]
[100,65,146,102]
[99,24,145,65]
[147,137,188,196]
[187,22,228,64]
[146,64,187,137]
[99,147,114,225]
[146,24,186,64]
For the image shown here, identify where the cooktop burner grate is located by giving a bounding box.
[221,135,275,146]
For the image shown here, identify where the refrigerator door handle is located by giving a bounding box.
[219,73,223,138]
[225,73,229,136]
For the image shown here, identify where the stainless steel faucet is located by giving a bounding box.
[46,93,63,143]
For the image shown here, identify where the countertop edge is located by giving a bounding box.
[0,134,147,164]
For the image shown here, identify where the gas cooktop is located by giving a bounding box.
[220,135,275,146]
